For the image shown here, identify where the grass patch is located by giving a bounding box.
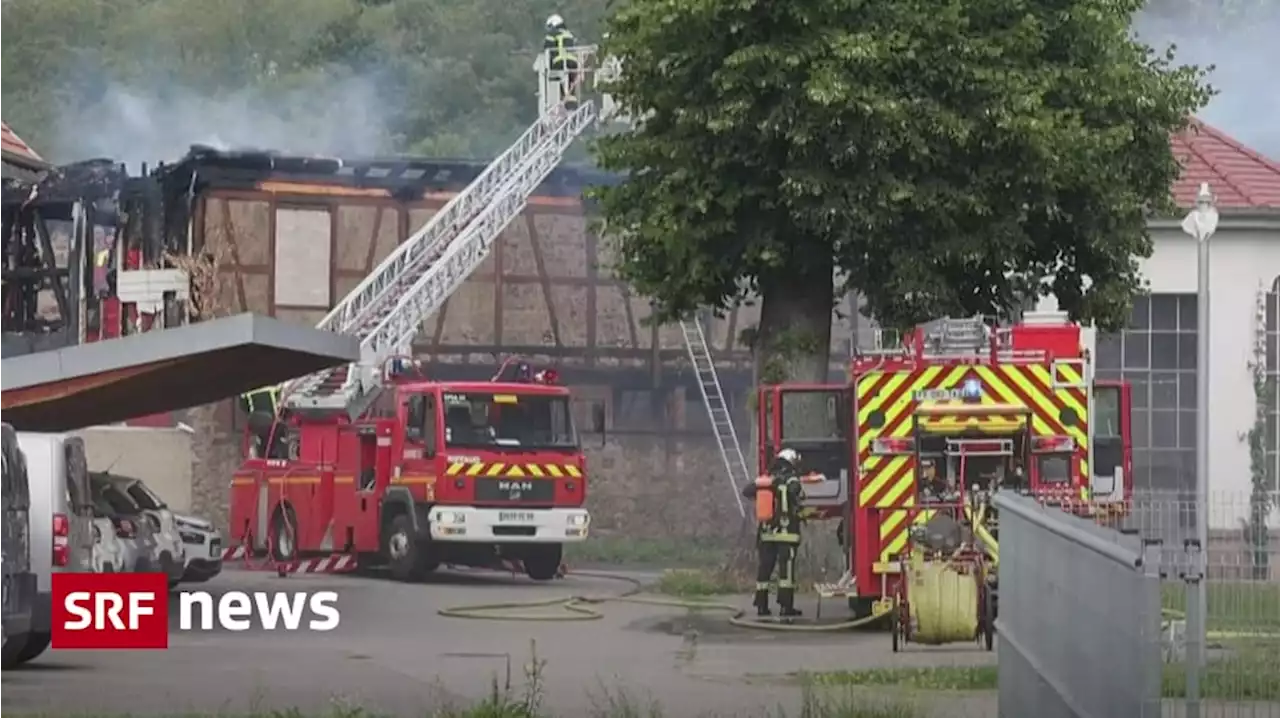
[1160,580,1280,633]
[565,536,726,568]
[12,641,924,718]
[652,568,748,597]
[808,640,1280,702]
[1161,639,1280,701]
[807,666,998,692]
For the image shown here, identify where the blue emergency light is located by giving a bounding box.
[961,378,982,401]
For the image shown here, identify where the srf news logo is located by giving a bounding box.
[52,573,340,649]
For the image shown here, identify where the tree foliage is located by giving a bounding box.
[0,0,609,161]
[594,0,1211,362]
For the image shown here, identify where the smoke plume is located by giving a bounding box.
[1136,4,1280,160]
[51,68,395,171]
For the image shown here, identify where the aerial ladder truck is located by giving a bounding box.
[226,47,622,579]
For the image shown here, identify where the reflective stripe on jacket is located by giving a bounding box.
[241,386,280,415]
[544,30,577,63]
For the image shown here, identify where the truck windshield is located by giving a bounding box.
[441,392,577,449]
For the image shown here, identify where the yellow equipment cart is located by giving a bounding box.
[891,537,995,652]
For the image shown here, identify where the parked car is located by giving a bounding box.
[3,424,37,669]
[1,435,133,670]
[89,477,163,574]
[95,474,185,586]
[175,514,223,583]
[87,490,137,574]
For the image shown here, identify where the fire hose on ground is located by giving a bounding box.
[436,570,894,632]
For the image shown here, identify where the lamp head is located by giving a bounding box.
[1196,182,1214,209]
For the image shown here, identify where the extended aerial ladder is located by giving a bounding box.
[281,47,614,416]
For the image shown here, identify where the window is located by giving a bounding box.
[1095,385,1121,438]
[92,481,140,515]
[1096,292,1198,493]
[780,390,846,441]
[1037,455,1071,484]
[1266,278,1280,492]
[406,395,426,441]
[273,207,332,309]
[124,481,166,511]
[441,392,577,449]
[423,395,437,455]
[1152,411,1178,448]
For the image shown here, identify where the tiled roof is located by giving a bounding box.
[1171,119,1280,210]
[1,121,48,169]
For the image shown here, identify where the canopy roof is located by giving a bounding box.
[1,313,359,431]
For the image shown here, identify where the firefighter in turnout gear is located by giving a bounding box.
[543,14,580,108]
[742,448,806,618]
[240,385,282,458]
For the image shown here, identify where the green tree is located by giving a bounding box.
[593,0,1211,385]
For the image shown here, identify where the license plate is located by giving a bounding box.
[210,540,221,559]
[498,512,535,524]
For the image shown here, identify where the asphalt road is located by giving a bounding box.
[2,567,999,717]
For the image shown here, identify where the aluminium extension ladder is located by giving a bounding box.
[679,318,748,518]
[281,100,598,417]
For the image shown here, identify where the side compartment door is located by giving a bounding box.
[1090,380,1130,502]
[776,386,851,510]
[756,387,778,476]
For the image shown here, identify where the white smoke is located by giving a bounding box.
[1136,4,1280,160]
[52,69,394,170]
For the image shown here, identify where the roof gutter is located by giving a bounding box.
[1149,208,1280,231]
[1,148,52,172]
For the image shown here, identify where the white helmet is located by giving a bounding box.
[546,14,565,32]
[776,448,801,466]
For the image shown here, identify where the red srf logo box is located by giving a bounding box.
[52,572,169,649]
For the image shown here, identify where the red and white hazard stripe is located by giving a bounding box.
[286,554,358,573]
[222,546,250,562]
[220,546,357,573]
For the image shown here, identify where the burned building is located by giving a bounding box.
[11,143,867,541]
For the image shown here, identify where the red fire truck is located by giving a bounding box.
[756,312,1133,615]
[228,358,591,581]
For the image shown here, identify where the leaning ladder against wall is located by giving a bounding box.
[680,315,749,517]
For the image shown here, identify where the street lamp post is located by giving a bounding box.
[1180,181,1219,713]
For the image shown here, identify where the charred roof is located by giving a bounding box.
[151,145,619,201]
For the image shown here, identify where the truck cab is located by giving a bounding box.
[230,359,590,582]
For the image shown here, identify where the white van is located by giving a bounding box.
[12,433,97,664]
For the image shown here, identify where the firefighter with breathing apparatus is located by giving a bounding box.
[543,13,580,107]
[742,448,808,618]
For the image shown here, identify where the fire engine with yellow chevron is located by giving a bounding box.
[755,312,1133,617]
[228,357,590,581]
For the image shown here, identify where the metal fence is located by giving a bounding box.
[1127,490,1280,718]
[995,492,1164,718]
[998,490,1280,718]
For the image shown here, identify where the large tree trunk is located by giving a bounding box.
[724,264,835,578]
[756,270,836,384]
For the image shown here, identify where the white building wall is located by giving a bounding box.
[1038,215,1280,529]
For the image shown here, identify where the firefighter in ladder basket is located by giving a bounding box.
[544,14,580,108]
[240,385,283,459]
[743,448,807,618]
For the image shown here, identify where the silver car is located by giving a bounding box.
[89,478,162,575]
[97,474,185,586]
[175,514,223,584]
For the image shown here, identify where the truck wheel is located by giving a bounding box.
[270,507,298,564]
[14,632,49,664]
[2,634,28,669]
[523,544,563,581]
[386,514,438,582]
